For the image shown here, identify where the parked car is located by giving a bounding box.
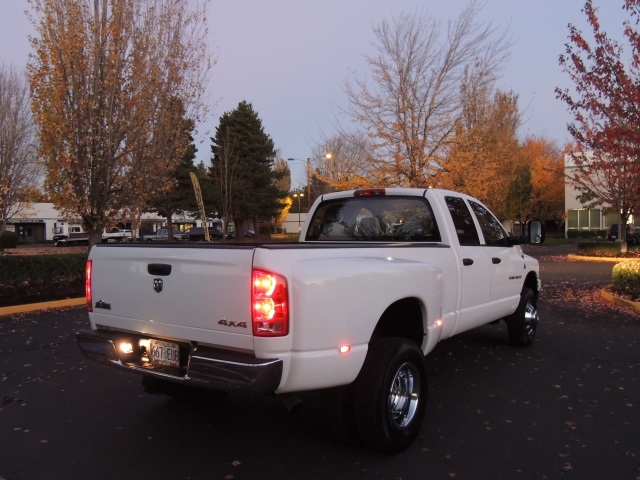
[144,228,188,242]
[185,227,205,241]
[630,227,640,246]
[607,224,633,242]
[186,227,223,241]
[243,229,255,237]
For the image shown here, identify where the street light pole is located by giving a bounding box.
[288,154,332,211]
[293,193,304,231]
[305,158,311,210]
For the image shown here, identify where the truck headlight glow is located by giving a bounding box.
[252,269,289,337]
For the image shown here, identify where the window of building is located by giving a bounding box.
[567,209,602,230]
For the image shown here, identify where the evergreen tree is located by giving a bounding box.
[210,101,286,237]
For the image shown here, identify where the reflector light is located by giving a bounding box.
[252,269,289,337]
[354,188,386,197]
[85,260,93,312]
[339,345,351,354]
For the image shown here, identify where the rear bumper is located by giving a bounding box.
[76,329,282,394]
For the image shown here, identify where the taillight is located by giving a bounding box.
[85,259,93,312]
[252,268,288,337]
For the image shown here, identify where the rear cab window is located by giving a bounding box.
[305,196,441,242]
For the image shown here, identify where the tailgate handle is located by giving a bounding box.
[148,263,172,276]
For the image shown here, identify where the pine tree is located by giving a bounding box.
[210,101,286,237]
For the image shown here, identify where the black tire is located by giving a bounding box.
[321,385,360,445]
[506,287,539,347]
[354,337,427,454]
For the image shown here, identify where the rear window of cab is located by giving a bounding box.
[305,196,441,242]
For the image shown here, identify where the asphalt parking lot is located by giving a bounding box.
[0,248,638,480]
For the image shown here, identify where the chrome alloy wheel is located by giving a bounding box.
[388,362,421,428]
[524,301,539,338]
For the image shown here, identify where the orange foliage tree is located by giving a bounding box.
[28,0,211,246]
[438,85,521,217]
[520,137,565,226]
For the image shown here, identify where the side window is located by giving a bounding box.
[469,200,508,246]
[445,196,480,246]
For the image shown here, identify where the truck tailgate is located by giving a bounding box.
[88,244,255,349]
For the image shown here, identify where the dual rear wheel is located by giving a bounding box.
[322,337,427,454]
[323,287,539,452]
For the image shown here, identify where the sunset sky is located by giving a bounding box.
[0,1,629,186]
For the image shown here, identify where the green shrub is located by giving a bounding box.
[0,253,86,294]
[612,260,640,301]
[577,241,622,255]
[0,231,20,249]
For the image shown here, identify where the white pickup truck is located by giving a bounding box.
[77,188,544,453]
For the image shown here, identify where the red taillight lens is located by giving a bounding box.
[85,259,93,312]
[252,268,288,337]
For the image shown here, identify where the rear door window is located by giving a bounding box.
[444,196,480,246]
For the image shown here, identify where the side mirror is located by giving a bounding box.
[528,220,545,244]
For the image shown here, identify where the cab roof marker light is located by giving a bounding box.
[354,188,386,197]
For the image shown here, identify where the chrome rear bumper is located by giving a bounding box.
[76,329,282,393]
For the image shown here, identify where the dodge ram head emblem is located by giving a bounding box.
[153,278,163,293]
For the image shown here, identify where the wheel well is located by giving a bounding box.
[371,298,424,346]
[524,272,539,298]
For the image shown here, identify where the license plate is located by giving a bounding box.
[150,339,180,368]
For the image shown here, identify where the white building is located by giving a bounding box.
[3,203,210,243]
[4,203,309,242]
[564,153,638,236]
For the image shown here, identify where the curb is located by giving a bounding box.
[0,297,85,317]
[600,288,640,312]
[567,254,628,263]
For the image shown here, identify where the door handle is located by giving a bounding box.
[492,257,501,264]
[462,258,474,266]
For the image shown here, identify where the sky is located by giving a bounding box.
[0,0,631,187]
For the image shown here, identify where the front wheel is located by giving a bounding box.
[354,337,427,454]
[506,287,539,347]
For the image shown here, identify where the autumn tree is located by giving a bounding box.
[311,131,378,194]
[438,74,522,216]
[145,100,199,240]
[345,1,511,187]
[210,101,286,238]
[0,64,41,235]
[557,0,640,242]
[28,0,211,247]
[521,137,565,228]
